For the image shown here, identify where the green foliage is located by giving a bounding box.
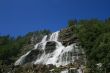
[74,18,110,73]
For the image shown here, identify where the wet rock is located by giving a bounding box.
[24,49,43,63]
[45,41,56,54]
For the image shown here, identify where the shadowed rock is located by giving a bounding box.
[45,41,56,54]
[24,49,43,64]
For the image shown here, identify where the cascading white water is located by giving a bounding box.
[33,31,77,67]
[15,31,82,73]
[41,35,47,43]
[34,31,63,65]
[34,35,47,49]
[49,31,59,41]
[56,44,76,66]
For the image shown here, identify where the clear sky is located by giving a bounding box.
[0,0,110,36]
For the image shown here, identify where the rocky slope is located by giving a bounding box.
[59,27,78,46]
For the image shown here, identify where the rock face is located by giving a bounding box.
[45,41,56,54]
[24,49,43,63]
[59,27,78,46]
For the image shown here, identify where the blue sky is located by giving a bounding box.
[0,0,110,36]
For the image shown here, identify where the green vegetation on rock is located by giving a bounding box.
[68,18,110,73]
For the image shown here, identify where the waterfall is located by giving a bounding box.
[14,31,82,73]
[34,31,63,65]
[41,35,47,43]
[34,35,47,49]
[49,31,59,41]
[33,31,77,67]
